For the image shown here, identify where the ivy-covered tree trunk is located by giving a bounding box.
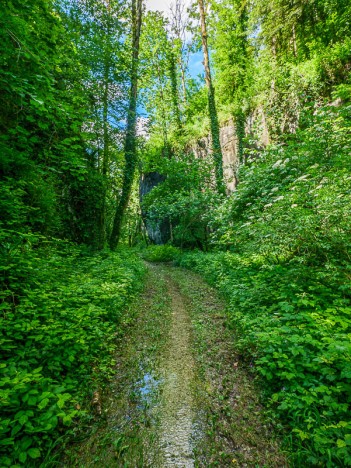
[235,110,245,165]
[168,44,182,131]
[197,0,225,195]
[156,63,170,156]
[109,0,143,250]
[97,41,111,250]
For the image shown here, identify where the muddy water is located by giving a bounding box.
[157,276,198,467]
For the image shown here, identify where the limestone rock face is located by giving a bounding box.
[219,120,240,192]
[192,112,270,192]
[192,119,239,192]
[139,172,170,245]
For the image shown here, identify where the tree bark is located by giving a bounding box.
[109,0,143,250]
[168,43,182,131]
[97,5,111,250]
[96,46,110,249]
[197,0,225,195]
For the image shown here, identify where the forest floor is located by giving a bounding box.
[63,263,288,467]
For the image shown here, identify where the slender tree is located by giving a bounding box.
[139,12,180,154]
[98,6,112,249]
[110,0,143,249]
[197,0,225,194]
[211,0,252,165]
[170,0,190,105]
[167,43,182,132]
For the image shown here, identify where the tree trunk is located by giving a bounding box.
[292,24,298,57]
[156,63,169,155]
[179,60,187,104]
[97,48,110,249]
[109,0,143,250]
[168,44,182,131]
[170,0,189,105]
[197,0,225,195]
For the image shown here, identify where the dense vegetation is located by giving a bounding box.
[0,245,144,465]
[0,0,145,464]
[1,0,351,465]
[140,0,351,465]
[178,104,351,465]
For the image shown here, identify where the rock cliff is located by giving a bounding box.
[139,172,170,244]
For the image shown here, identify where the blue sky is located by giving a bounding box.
[146,0,204,79]
[188,51,204,80]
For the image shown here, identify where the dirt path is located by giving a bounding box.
[158,272,197,466]
[64,263,288,467]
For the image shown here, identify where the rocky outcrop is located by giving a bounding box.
[139,172,171,244]
[192,111,270,192]
[192,119,239,192]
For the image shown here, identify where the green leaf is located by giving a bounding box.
[337,439,347,448]
[27,448,41,459]
[19,452,27,463]
[28,396,37,406]
[38,398,49,410]
[0,438,14,446]
[11,425,22,437]
[19,415,28,426]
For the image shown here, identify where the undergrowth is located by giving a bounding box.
[141,244,180,263]
[177,104,351,466]
[0,238,145,466]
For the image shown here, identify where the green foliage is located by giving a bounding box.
[0,240,145,466]
[177,104,351,465]
[207,0,351,141]
[213,104,351,263]
[139,11,183,146]
[141,245,180,262]
[179,250,351,465]
[2,0,351,464]
[142,151,223,249]
[210,0,253,116]
[0,0,101,245]
[253,0,351,62]
[0,0,139,250]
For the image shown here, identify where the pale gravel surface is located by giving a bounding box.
[157,274,196,467]
[64,262,287,467]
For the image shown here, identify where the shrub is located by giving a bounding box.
[177,104,351,466]
[141,244,180,262]
[0,239,145,466]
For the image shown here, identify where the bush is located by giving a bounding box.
[177,104,351,466]
[141,153,223,250]
[178,251,351,466]
[0,239,145,466]
[141,244,180,263]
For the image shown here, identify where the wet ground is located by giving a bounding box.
[63,263,288,467]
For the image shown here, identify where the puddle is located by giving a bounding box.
[63,265,206,467]
[138,371,160,398]
[135,369,162,413]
